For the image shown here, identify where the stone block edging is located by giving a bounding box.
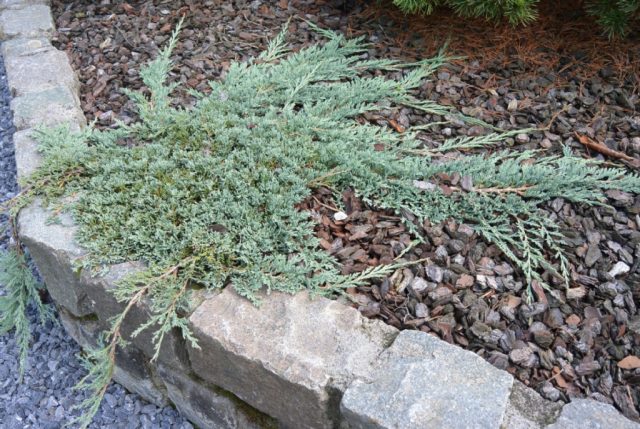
[2,1,638,428]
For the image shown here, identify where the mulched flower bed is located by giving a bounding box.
[51,0,640,421]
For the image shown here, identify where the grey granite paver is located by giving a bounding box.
[188,288,398,429]
[547,399,639,429]
[341,330,515,429]
[0,4,53,38]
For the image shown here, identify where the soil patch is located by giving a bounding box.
[51,0,640,421]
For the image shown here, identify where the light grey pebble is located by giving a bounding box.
[609,261,630,277]
[425,265,444,282]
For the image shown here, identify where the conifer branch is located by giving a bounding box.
[0,248,53,381]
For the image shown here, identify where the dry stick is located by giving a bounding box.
[541,106,569,131]
[474,185,533,196]
[307,168,345,188]
[312,196,340,212]
[574,132,637,163]
[538,367,566,388]
[480,290,495,299]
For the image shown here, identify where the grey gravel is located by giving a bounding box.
[609,261,631,277]
[425,264,444,282]
[0,53,191,428]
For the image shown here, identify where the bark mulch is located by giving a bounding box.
[51,0,640,421]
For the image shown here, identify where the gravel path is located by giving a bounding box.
[0,55,192,428]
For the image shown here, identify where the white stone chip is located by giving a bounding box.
[334,211,348,221]
[609,261,630,278]
[413,180,436,191]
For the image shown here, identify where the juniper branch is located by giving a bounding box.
[70,277,155,428]
[0,248,52,381]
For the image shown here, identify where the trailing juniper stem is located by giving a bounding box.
[72,282,151,429]
[101,284,151,402]
[130,257,197,362]
[455,185,533,196]
[70,261,183,429]
[148,277,189,362]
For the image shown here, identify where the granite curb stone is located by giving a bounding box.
[157,364,277,429]
[547,398,640,429]
[13,128,41,179]
[18,202,93,317]
[501,381,563,429]
[341,330,514,429]
[0,4,53,39]
[10,85,84,130]
[0,0,49,10]
[188,288,398,429]
[1,36,54,59]
[4,46,78,96]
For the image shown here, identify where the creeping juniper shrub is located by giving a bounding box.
[5,21,640,425]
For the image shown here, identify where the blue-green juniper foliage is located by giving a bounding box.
[5,22,640,426]
[0,248,53,380]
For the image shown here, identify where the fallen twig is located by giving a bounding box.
[541,106,568,131]
[575,132,640,168]
[312,196,340,212]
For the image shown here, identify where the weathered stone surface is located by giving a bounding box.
[18,201,93,317]
[157,364,277,429]
[1,36,52,58]
[188,288,398,429]
[10,86,84,130]
[58,307,101,349]
[547,399,640,429]
[81,262,190,372]
[341,330,514,429]
[0,0,49,10]
[13,129,41,180]
[0,4,53,38]
[59,307,169,407]
[112,346,169,408]
[500,381,562,429]
[4,47,78,96]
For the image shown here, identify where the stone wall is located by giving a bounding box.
[2,1,638,428]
